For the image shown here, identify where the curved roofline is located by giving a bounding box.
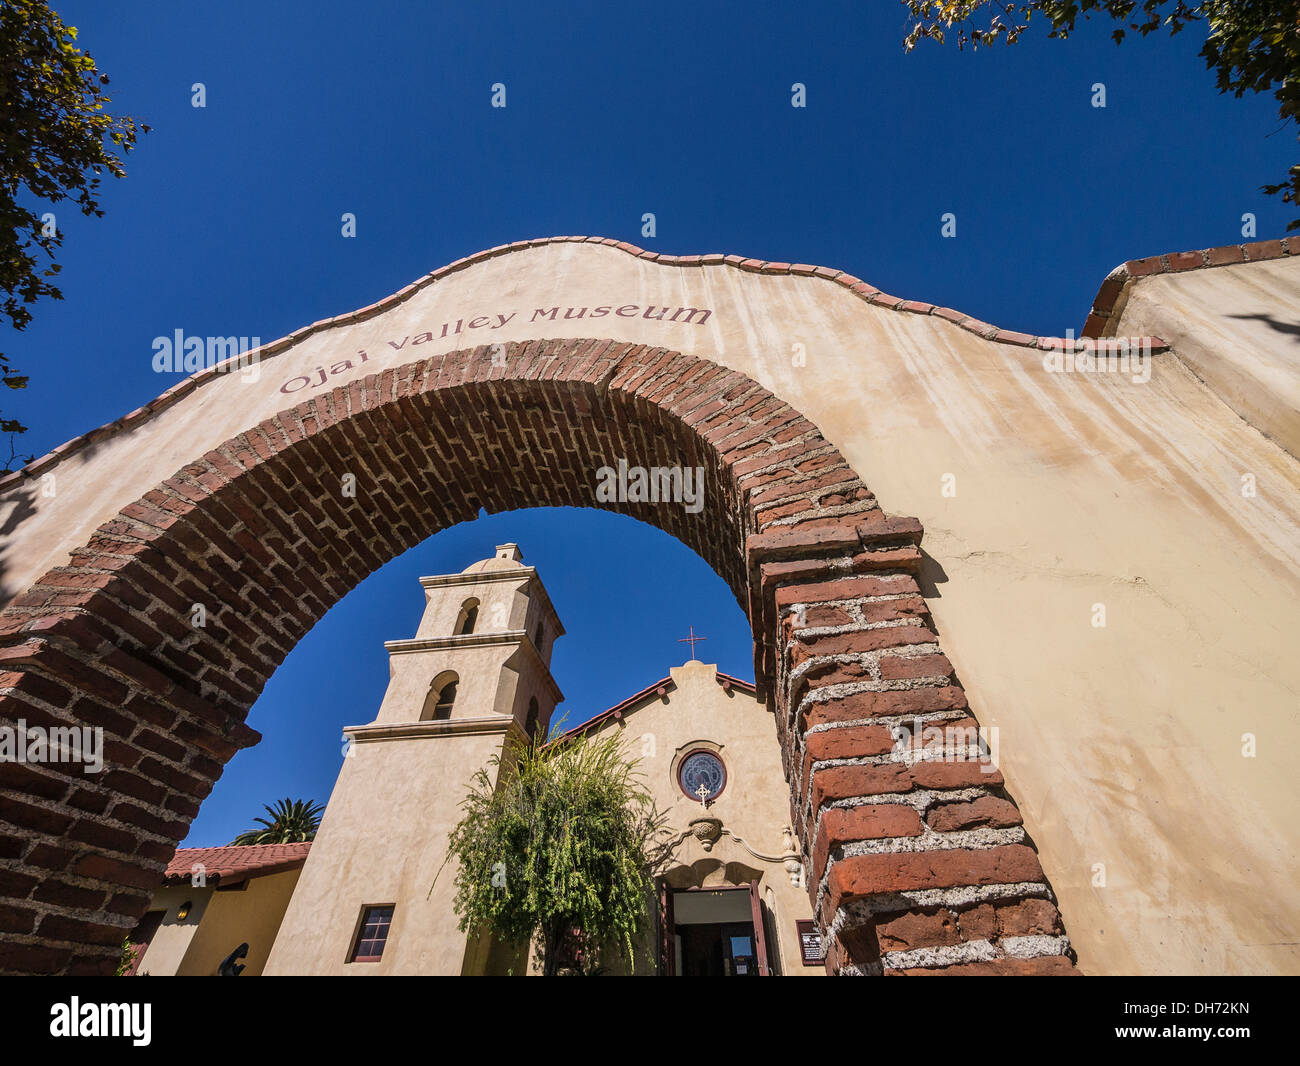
[6,231,1288,496]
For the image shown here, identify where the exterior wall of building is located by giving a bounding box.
[1093,255,1300,460]
[264,725,513,975]
[3,237,1298,974]
[173,868,300,976]
[134,870,300,976]
[384,563,561,733]
[131,884,209,976]
[413,564,559,659]
[378,639,535,728]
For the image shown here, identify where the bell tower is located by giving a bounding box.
[377,542,564,739]
[263,544,564,976]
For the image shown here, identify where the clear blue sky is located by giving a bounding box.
[5,2,1291,846]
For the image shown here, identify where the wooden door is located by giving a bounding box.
[748,880,771,976]
[658,880,676,976]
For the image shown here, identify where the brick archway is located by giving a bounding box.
[0,337,1072,975]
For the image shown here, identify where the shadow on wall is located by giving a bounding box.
[0,478,38,606]
[1228,313,1300,343]
[917,548,949,599]
[0,425,124,606]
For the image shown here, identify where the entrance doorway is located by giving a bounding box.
[662,883,771,976]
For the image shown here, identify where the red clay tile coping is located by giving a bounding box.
[4,233,1288,495]
[556,668,756,742]
[1082,236,1293,338]
[161,841,312,885]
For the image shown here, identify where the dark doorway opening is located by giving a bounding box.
[678,921,760,976]
[662,883,771,976]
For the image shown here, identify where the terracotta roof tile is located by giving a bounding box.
[163,842,312,885]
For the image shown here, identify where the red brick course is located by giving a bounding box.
[1083,235,1292,338]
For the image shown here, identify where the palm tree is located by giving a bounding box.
[231,798,324,845]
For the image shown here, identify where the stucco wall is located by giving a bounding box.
[5,239,1299,975]
[135,870,300,976]
[378,568,560,732]
[583,660,822,976]
[174,868,301,976]
[133,884,209,976]
[1105,257,1300,460]
[264,725,511,975]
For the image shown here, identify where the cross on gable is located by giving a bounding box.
[678,625,707,659]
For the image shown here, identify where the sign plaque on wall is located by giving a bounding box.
[795,919,824,966]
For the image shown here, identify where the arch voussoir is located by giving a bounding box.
[0,336,1072,975]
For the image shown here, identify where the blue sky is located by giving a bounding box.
[5,2,1292,846]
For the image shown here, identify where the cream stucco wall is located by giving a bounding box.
[1106,258,1300,460]
[375,558,562,734]
[174,868,301,976]
[263,725,514,975]
[135,870,301,976]
[585,660,823,976]
[132,885,208,977]
[6,240,1300,975]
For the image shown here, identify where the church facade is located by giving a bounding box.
[264,545,822,976]
[554,662,822,976]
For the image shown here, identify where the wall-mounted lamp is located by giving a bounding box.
[176,900,193,921]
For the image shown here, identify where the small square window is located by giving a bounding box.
[350,905,394,962]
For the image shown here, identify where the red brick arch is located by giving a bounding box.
[0,337,1074,975]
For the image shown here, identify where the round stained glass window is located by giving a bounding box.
[678,750,727,800]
